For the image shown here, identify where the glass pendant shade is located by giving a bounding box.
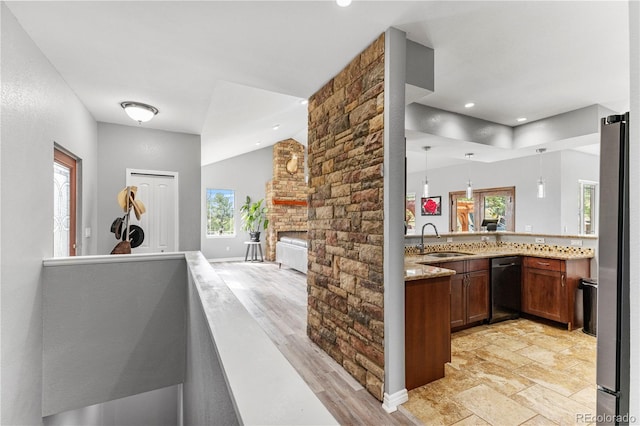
[120,102,158,123]
[537,178,546,198]
[536,148,547,199]
[422,146,431,198]
[464,153,474,198]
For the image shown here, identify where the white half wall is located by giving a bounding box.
[43,385,179,426]
[42,255,186,416]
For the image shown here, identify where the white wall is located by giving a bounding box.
[97,123,201,254]
[407,150,599,236]
[1,4,98,424]
[200,146,273,259]
[628,0,639,418]
[559,150,600,235]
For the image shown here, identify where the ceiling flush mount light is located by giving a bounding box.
[464,102,475,108]
[336,0,352,7]
[120,101,158,124]
[422,146,431,197]
[536,148,547,198]
[517,117,527,123]
[465,153,474,199]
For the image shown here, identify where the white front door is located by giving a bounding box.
[126,169,179,253]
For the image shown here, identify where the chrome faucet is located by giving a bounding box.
[418,222,440,254]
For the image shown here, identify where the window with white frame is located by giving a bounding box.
[579,180,598,235]
[206,189,235,236]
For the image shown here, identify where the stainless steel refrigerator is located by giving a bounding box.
[597,112,630,423]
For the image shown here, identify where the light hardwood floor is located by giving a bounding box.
[212,261,597,425]
[213,261,419,425]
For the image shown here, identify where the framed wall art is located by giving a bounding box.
[421,196,441,216]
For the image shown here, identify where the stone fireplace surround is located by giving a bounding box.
[265,139,308,262]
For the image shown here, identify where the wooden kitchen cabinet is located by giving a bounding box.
[439,259,490,330]
[522,256,590,330]
[405,276,451,391]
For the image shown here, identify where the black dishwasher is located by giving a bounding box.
[490,256,522,323]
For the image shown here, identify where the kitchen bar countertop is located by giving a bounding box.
[404,244,594,281]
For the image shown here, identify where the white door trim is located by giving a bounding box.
[126,168,179,251]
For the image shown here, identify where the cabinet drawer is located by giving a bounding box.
[437,261,465,274]
[467,258,490,272]
[524,257,563,271]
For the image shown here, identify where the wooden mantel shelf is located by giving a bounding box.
[272,199,307,207]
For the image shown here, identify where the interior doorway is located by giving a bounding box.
[54,148,77,257]
[126,169,179,253]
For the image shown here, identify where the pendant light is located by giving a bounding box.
[536,148,546,198]
[465,153,474,199]
[422,146,431,197]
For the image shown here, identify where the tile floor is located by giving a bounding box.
[402,318,597,425]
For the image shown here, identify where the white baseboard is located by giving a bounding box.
[207,256,245,263]
[381,388,408,413]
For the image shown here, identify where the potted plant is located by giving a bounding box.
[240,196,269,242]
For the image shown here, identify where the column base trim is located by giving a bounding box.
[382,389,408,413]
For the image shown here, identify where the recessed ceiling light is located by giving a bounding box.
[300,99,308,105]
[516,117,527,122]
[464,102,475,108]
[336,0,352,7]
[256,141,261,146]
[272,124,280,130]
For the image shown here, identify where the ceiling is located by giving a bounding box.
[6,1,630,167]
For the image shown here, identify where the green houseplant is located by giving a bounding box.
[240,196,269,241]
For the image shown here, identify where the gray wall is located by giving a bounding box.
[44,385,179,426]
[1,5,98,424]
[407,150,599,236]
[200,146,274,259]
[42,257,186,416]
[97,123,201,254]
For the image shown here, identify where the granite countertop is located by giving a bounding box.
[404,262,457,281]
[404,244,594,281]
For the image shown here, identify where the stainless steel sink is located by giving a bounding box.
[425,251,473,258]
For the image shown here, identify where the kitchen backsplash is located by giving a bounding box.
[404,241,594,257]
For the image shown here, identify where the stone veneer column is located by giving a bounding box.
[307,34,386,400]
[265,139,308,261]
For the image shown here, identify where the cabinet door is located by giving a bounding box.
[405,277,451,390]
[522,267,567,322]
[466,270,490,323]
[450,274,466,329]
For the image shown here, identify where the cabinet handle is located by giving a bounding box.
[561,274,565,287]
[537,261,550,266]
